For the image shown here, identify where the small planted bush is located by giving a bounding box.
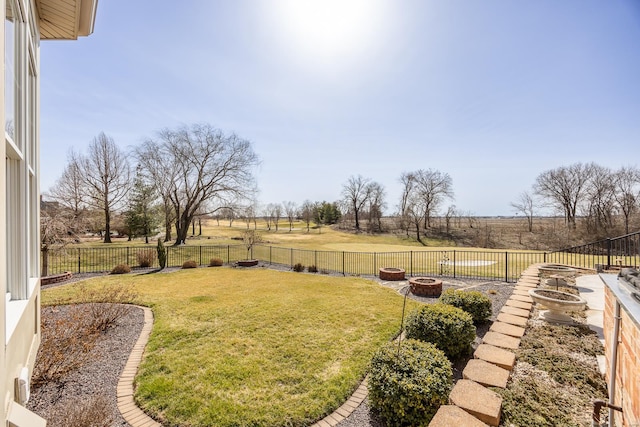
[110,264,131,275]
[209,257,224,267]
[307,265,318,273]
[136,249,156,268]
[439,289,492,324]
[293,263,305,272]
[182,260,198,269]
[369,339,452,426]
[405,303,476,360]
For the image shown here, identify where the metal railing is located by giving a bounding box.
[43,231,639,282]
[43,244,553,282]
[547,231,640,270]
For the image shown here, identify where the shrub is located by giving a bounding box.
[438,288,492,324]
[293,263,305,272]
[405,303,476,360]
[78,283,138,332]
[49,395,114,427]
[110,264,131,274]
[369,339,452,426]
[32,306,99,388]
[136,249,156,268]
[157,238,167,269]
[307,265,318,273]
[182,260,197,269]
[209,257,224,267]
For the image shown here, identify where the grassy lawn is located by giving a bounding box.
[42,268,419,427]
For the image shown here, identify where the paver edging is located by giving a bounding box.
[116,305,162,427]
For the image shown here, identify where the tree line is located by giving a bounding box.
[44,124,640,248]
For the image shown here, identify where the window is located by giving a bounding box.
[4,0,38,303]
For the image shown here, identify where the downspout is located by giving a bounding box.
[608,300,621,426]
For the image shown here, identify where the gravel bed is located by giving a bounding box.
[33,268,514,427]
[27,304,144,426]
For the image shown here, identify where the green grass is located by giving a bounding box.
[42,268,420,427]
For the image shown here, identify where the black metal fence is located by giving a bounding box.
[42,231,640,282]
[547,231,640,270]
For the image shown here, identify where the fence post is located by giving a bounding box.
[199,246,202,266]
[127,247,130,266]
[342,252,345,276]
[77,248,81,274]
[269,246,272,265]
[374,252,377,275]
[167,247,170,267]
[544,252,547,263]
[410,251,413,277]
[291,248,293,268]
[453,250,456,278]
[505,251,509,282]
[607,238,612,268]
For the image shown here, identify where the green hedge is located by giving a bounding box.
[405,303,476,360]
[438,289,492,323]
[369,339,452,426]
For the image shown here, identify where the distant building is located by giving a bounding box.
[2,1,98,425]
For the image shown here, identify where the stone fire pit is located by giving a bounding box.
[409,277,443,297]
[237,259,259,267]
[379,267,406,281]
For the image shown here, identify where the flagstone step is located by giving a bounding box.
[505,299,532,310]
[510,294,533,303]
[500,305,530,318]
[429,405,489,427]
[489,321,526,338]
[496,313,529,327]
[474,344,516,371]
[482,331,521,350]
[449,380,502,426]
[462,359,510,388]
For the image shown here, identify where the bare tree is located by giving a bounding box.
[534,162,595,229]
[283,201,297,231]
[444,205,456,234]
[273,203,282,232]
[300,200,315,232]
[413,169,454,229]
[263,203,276,231]
[81,133,131,243]
[40,202,78,276]
[397,172,416,236]
[583,165,616,235]
[137,124,259,245]
[613,166,640,234]
[47,149,87,227]
[510,191,536,232]
[367,182,386,232]
[341,175,372,231]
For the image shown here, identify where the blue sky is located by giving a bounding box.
[39,0,640,216]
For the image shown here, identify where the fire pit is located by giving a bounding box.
[409,277,443,297]
[529,288,587,324]
[379,267,405,281]
[237,259,259,267]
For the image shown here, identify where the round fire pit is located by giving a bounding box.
[529,288,586,324]
[409,277,443,297]
[379,267,405,281]
[237,259,259,267]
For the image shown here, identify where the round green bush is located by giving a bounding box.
[438,288,492,324]
[405,303,476,360]
[369,339,452,427]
